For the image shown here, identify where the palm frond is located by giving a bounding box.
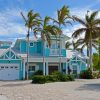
[20,12,27,23]
[72,28,86,38]
[90,11,99,22]
[72,16,87,26]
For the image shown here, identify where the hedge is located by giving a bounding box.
[32,72,74,84]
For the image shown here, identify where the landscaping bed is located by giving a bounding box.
[32,71,74,84]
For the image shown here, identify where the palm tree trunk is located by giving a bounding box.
[89,38,93,71]
[59,24,62,73]
[43,41,45,75]
[26,29,30,80]
[87,45,90,68]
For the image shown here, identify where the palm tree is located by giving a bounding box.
[33,16,61,75]
[21,10,41,79]
[72,11,100,70]
[52,5,72,72]
[65,40,80,51]
[75,38,98,56]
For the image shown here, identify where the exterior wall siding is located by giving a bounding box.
[20,41,27,53]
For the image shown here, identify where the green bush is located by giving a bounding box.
[67,75,75,81]
[32,75,46,84]
[93,71,100,79]
[32,71,75,84]
[46,75,58,82]
[51,71,74,82]
[34,70,43,75]
[79,68,93,79]
[51,71,65,81]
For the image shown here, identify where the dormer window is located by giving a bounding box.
[30,42,34,47]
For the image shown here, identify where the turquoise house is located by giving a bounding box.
[66,50,88,74]
[0,35,88,80]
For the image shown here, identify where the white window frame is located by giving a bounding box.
[30,42,34,47]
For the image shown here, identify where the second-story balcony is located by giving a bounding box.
[50,49,60,56]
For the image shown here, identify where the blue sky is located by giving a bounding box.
[0,0,100,41]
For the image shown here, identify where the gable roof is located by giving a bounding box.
[0,49,8,57]
[0,48,21,59]
[67,50,89,60]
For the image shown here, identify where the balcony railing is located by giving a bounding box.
[50,49,60,56]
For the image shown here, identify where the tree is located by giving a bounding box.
[52,5,72,72]
[33,16,61,75]
[21,10,41,79]
[92,38,100,70]
[72,11,100,70]
[92,53,100,70]
[65,40,82,52]
[75,38,98,56]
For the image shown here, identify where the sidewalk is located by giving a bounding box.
[0,95,8,100]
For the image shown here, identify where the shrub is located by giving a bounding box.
[79,68,93,79]
[67,75,75,81]
[59,74,68,82]
[34,70,43,75]
[51,71,64,81]
[32,75,46,84]
[46,75,58,82]
[32,71,75,84]
[51,71,74,82]
[93,71,100,79]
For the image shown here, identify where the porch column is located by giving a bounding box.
[59,62,62,72]
[46,62,48,75]
[66,63,68,74]
[43,61,45,75]
[23,60,26,79]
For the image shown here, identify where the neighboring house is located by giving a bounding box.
[0,41,12,49]
[66,50,88,74]
[0,35,88,80]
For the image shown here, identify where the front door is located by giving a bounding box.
[49,66,58,74]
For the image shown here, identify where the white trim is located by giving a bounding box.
[67,56,86,64]
[46,62,48,75]
[66,62,68,74]
[0,63,19,66]
[0,48,21,60]
[0,59,22,60]
[48,63,59,66]
[23,60,25,79]
[29,42,34,47]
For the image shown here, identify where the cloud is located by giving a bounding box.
[0,8,27,40]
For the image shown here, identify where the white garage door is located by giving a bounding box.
[0,64,19,80]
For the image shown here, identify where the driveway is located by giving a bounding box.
[0,79,100,100]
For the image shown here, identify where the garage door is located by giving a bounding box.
[0,64,19,80]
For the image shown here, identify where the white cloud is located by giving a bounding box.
[0,8,27,39]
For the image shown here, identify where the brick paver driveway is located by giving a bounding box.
[0,79,100,100]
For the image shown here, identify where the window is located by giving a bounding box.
[57,43,60,48]
[30,42,34,47]
[72,65,77,74]
[29,66,35,71]
[1,66,4,69]
[5,67,8,68]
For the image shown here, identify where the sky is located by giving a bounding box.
[0,0,100,41]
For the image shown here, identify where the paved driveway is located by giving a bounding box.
[0,79,100,100]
